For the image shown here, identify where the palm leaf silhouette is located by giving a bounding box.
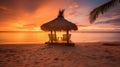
[90,0,120,23]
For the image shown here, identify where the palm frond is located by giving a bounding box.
[90,0,120,23]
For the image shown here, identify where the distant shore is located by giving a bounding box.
[0,30,120,33]
[0,42,120,67]
[0,42,120,45]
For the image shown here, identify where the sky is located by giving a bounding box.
[0,0,120,31]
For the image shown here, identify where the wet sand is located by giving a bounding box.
[0,42,120,67]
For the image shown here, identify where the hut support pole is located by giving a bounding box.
[66,30,69,44]
[50,30,53,43]
[54,31,57,41]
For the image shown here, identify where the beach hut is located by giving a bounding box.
[41,9,78,45]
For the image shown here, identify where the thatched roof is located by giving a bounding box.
[41,10,78,31]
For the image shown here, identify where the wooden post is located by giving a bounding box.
[54,31,57,41]
[66,30,69,44]
[50,30,53,43]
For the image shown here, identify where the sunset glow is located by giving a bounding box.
[0,1,120,67]
[0,0,120,31]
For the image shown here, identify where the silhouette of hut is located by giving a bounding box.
[41,9,78,44]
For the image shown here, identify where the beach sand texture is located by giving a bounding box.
[0,43,120,67]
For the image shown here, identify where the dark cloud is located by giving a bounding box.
[0,0,70,22]
[96,18,120,25]
[0,0,48,23]
[0,0,46,12]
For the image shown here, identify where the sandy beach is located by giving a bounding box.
[0,42,120,67]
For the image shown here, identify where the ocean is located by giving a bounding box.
[0,31,120,44]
